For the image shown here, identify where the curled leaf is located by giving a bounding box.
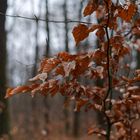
[5,84,39,98]
[5,86,30,98]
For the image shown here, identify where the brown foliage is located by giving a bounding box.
[6,0,140,140]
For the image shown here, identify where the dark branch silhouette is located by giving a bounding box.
[0,12,92,24]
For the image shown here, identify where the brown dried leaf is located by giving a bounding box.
[49,85,59,97]
[83,0,98,17]
[5,86,30,98]
[118,4,137,22]
[74,98,88,112]
[39,58,60,73]
[89,24,101,32]
[29,73,48,82]
[88,128,94,135]
[58,52,76,61]
[88,127,106,136]
[72,24,89,45]
[96,27,105,41]
[62,61,76,77]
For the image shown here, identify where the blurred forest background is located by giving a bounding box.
[0,0,98,139]
[0,0,140,140]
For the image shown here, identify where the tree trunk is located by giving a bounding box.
[62,0,71,135]
[63,0,69,53]
[72,1,83,137]
[43,0,50,134]
[0,0,9,136]
[46,0,50,57]
[31,12,40,130]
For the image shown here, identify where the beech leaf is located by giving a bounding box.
[118,4,137,22]
[72,24,89,45]
[83,0,98,17]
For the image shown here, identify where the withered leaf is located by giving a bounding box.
[118,4,137,22]
[74,98,88,112]
[72,24,89,45]
[83,0,98,17]
[5,86,30,98]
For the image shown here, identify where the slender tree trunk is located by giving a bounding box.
[73,112,80,137]
[43,0,50,134]
[63,0,70,135]
[32,20,39,78]
[46,0,50,56]
[64,0,69,53]
[72,1,83,137]
[31,15,40,130]
[0,0,9,136]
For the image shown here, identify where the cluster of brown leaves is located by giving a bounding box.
[6,0,140,139]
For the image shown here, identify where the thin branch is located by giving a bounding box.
[103,1,112,108]
[0,12,92,24]
[103,1,112,140]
